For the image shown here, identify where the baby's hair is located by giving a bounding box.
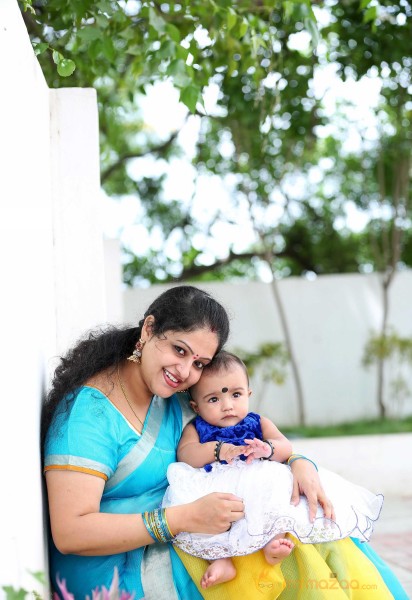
[202,350,249,384]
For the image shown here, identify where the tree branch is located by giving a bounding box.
[172,246,316,282]
[100,129,180,183]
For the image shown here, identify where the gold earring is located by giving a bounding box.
[127,338,145,364]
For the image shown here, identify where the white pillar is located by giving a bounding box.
[0,0,53,595]
[49,87,107,355]
[0,1,107,596]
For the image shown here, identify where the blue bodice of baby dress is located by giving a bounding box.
[194,412,263,471]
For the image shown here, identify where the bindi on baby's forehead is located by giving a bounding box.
[221,387,228,393]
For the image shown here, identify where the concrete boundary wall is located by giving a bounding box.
[0,1,107,594]
[124,270,412,427]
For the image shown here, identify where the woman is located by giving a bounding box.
[44,285,405,599]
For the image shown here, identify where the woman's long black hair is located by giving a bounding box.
[42,285,229,444]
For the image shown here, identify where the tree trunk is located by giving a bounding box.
[376,275,390,418]
[268,265,306,426]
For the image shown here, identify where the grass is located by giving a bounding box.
[282,415,412,438]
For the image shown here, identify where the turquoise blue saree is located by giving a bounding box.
[44,387,201,599]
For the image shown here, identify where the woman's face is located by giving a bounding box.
[140,323,219,398]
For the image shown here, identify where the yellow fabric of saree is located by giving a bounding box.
[175,535,393,599]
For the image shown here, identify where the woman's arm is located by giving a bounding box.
[243,416,293,463]
[46,470,245,555]
[289,458,335,522]
[177,422,245,467]
[46,470,153,555]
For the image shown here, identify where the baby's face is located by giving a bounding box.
[190,364,251,428]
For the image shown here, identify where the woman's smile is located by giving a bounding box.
[163,368,181,388]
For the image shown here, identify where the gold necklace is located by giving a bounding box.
[117,365,144,431]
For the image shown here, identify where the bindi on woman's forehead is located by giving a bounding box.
[221,387,228,393]
[193,354,199,360]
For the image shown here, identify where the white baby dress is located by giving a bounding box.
[162,413,383,560]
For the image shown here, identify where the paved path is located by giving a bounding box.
[370,496,412,598]
[292,433,412,598]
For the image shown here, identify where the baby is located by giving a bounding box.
[163,351,383,589]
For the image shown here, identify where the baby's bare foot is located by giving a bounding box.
[201,558,237,589]
[263,537,294,566]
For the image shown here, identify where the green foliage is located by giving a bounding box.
[20,1,319,112]
[363,330,412,413]
[21,0,412,285]
[363,331,412,366]
[2,587,27,600]
[233,342,289,386]
[2,571,44,600]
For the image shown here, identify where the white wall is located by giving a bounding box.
[123,271,412,427]
[0,1,108,595]
[104,238,124,325]
[50,88,107,356]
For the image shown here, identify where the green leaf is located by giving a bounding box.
[97,0,114,13]
[57,58,76,77]
[301,0,317,23]
[250,31,258,57]
[167,58,187,76]
[363,5,378,23]
[20,0,35,14]
[239,18,249,38]
[119,27,136,40]
[102,37,116,61]
[282,0,294,21]
[88,39,103,61]
[157,39,176,59]
[172,71,192,88]
[180,84,200,113]
[95,14,110,29]
[176,45,190,61]
[29,571,47,585]
[166,23,181,43]
[33,42,49,56]
[304,16,319,48]
[77,27,102,42]
[227,7,237,31]
[52,50,62,64]
[126,44,142,56]
[2,586,28,600]
[149,7,166,34]
[360,0,371,8]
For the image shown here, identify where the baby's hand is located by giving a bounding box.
[243,438,273,463]
[219,443,248,464]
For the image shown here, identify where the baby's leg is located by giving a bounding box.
[263,534,294,566]
[201,557,237,589]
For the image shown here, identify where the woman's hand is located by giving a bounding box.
[289,459,335,523]
[168,492,245,535]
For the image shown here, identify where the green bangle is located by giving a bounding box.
[142,508,175,543]
[287,454,318,471]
